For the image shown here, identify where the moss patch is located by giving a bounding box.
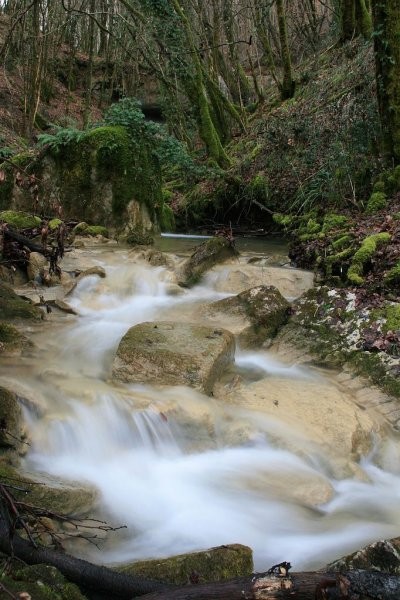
[365,192,387,214]
[0,210,41,230]
[348,232,391,285]
[0,282,42,321]
[0,564,87,600]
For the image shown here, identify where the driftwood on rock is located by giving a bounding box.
[138,570,400,600]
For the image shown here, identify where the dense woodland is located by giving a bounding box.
[0,2,400,599]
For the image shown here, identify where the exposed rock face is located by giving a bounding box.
[117,544,253,585]
[328,538,400,574]
[112,321,235,394]
[0,386,23,448]
[0,281,42,320]
[204,285,290,348]
[178,237,239,286]
[214,376,377,478]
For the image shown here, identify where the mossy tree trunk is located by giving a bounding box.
[372,0,400,162]
[276,0,295,99]
[341,0,372,41]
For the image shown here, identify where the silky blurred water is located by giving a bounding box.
[4,241,400,571]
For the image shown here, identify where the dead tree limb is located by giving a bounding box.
[0,520,170,599]
[3,228,47,256]
[138,570,400,600]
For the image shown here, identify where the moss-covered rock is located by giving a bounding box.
[384,304,400,332]
[0,563,87,600]
[112,321,235,394]
[384,261,400,286]
[322,214,349,232]
[73,222,109,238]
[206,285,291,348]
[48,218,62,230]
[0,210,41,230]
[123,229,154,246]
[0,322,32,355]
[347,232,391,284]
[0,387,23,448]
[179,237,238,287]
[328,537,400,574]
[0,281,42,320]
[117,544,253,585]
[365,191,387,214]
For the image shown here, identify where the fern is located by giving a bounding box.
[37,126,84,153]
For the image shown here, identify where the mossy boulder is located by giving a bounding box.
[112,321,235,394]
[328,538,400,574]
[73,222,109,238]
[0,281,43,320]
[0,563,87,600]
[179,237,239,287]
[48,218,63,230]
[205,285,291,348]
[117,544,253,585]
[0,386,23,448]
[0,210,41,230]
[384,262,400,286]
[123,229,154,246]
[347,232,391,285]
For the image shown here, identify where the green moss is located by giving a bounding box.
[273,213,294,229]
[48,218,62,230]
[249,173,269,202]
[348,232,391,285]
[332,234,352,250]
[384,262,400,285]
[372,180,386,193]
[86,225,109,237]
[384,305,400,332]
[365,191,387,214]
[322,214,349,232]
[1,564,88,600]
[0,281,42,321]
[0,210,41,229]
[118,544,253,585]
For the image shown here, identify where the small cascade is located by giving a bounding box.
[1,242,398,571]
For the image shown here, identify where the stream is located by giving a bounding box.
[3,236,400,572]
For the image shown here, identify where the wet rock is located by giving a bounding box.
[27,251,47,282]
[207,264,314,299]
[214,376,377,478]
[205,285,290,348]
[327,537,400,574]
[112,321,235,394]
[117,544,253,585]
[0,281,42,321]
[178,237,238,286]
[64,265,106,296]
[0,386,23,449]
[0,322,33,356]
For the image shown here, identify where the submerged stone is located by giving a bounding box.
[179,237,238,286]
[112,321,235,394]
[117,544,253,585]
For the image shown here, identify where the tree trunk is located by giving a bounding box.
[276,0,295,99]
[372,0,400,162]
[341,0,356,42]
[139,570,400,600]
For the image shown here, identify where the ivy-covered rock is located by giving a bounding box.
[117,544,253,585]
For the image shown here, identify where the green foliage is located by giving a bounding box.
[322,214,349,232]
[384,261,400,285]
[365,191,387,214]
[37,126,84,153]
[0,210,41,229]
[384,304,400,333]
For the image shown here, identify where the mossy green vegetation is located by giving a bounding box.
[0,210,41,229]
[0,281,42,321]
[48,218,62,230]
[365,192,387,214]
[322,214,349,232]
[384,262,400,285]
[73,222,109,237]
[384,304,400,333]
[348,233,391,284]
[0,564,87,600]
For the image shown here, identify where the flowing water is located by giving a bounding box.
[3,238,400,572]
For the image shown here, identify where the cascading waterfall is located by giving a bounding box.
[7,246,400,571]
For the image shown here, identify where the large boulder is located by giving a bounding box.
[0,281,43,320]
[117,544,253,585]
[327,538,400,574]
[178,237,238,286]
[112,321,235,394]
[204,285,290,348]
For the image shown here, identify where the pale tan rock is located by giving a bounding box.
[27,252,47,282]
[112,321,235,394]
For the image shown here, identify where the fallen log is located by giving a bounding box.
[3,227,47,256]
[138,569,400,600]
[0,521,170,599]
